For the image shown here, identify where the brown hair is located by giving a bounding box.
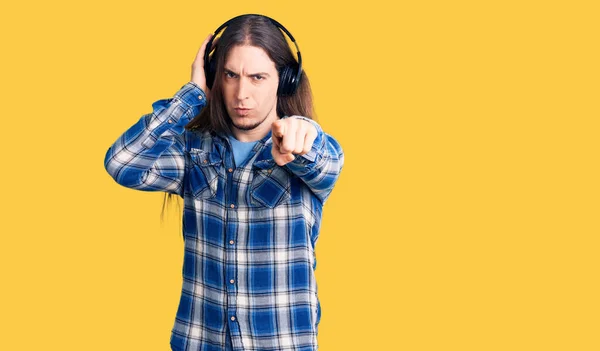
[161,15,317,227]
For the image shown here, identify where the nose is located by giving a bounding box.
[236,77,250,101]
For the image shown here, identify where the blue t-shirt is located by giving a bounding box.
[227,134,259,167]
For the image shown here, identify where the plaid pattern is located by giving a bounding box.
[103,82,344,351]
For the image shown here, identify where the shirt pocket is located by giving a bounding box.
[188,149,221,199]
[250,161,292,208]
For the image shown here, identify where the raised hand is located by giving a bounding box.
[191,33,219,100]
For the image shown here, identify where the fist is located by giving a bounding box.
[271,117,318,166]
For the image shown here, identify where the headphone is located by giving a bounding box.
[203,14,303,97]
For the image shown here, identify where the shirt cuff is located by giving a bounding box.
[142,82,207,148]
[175,81,207,110]
[165,81,207,135]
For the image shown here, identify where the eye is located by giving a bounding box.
[225,71,237,78]
[253,75,264,80]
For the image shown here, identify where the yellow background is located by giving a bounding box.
[1,0,598,350]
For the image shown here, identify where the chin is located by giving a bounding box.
[228,115,257,130]
[237,120,261,130]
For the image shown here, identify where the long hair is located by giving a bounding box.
[161,14,316,226]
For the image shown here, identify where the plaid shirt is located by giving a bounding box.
[104,82,344,351]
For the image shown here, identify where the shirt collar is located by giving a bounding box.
[212,129,276,167]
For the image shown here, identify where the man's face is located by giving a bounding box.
[222,44,280,133]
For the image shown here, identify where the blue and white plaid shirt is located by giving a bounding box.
[104,82,344,351]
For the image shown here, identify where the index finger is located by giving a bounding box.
[272,120,285,138]
[195,33,213,62]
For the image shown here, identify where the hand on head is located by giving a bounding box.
[191,33,219,100]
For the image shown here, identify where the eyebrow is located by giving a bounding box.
[224,68,271,77]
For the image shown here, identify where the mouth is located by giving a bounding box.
[234,108,252,116]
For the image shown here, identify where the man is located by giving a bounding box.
[104,14,344,351]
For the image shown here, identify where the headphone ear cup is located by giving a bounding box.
[277,64,300,96]
[205,55,217,90]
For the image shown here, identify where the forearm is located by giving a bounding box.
[103,82,207,194]
[284,116,345,204]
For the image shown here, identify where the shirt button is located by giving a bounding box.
[198,95,203,100]
[267,169,272,174]
[230,204,235,209]
[229,240,234,245]
[231,316,236,321]
[203,159,208,164]
[167,119,173,124]
[230,279,235,284]
[228,168,233,173]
